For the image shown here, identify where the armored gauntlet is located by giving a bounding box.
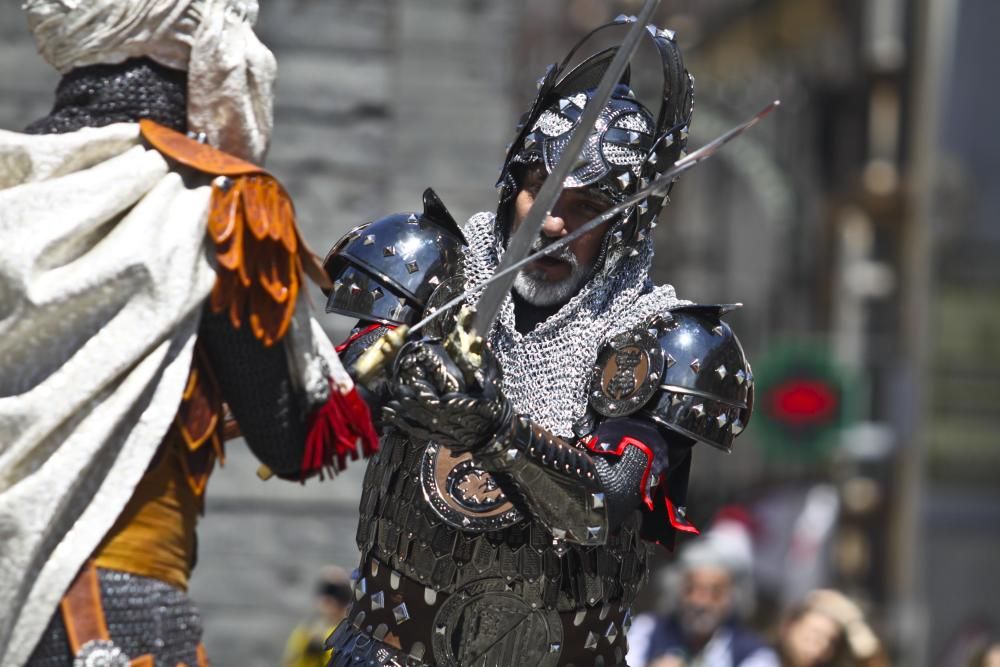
[384,339,653,545]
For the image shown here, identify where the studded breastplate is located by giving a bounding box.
[351,431,649,666]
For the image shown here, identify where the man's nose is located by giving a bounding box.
[541,212,567,237]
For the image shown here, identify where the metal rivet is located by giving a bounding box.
[605,621,618,644]
[409,642,426,660]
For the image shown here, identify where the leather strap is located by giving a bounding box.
[197,643,211,667]
[60,562,110,652]
[60,562,193,666]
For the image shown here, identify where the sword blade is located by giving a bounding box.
[471,0,661,338]
[410,100,780,336]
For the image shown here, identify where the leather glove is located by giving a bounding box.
[382,337,511,452]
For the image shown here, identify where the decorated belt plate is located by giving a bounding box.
[420,442,523,532]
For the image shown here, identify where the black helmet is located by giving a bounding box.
[497,17,695,247]
[324,188,466,326]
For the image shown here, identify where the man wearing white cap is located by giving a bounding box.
[628,509,779,667]
[0,2,376,665]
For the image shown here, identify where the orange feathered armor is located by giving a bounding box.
[139,120,374,487]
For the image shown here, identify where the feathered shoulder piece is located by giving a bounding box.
[140,119,329,347]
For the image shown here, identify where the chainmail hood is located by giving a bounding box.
[463,212,686,437]
[25,58,188,135]
[23,0,276,163]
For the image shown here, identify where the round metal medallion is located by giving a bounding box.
[589,326,664,417]
[431,586,562,667]
[420,442,524,532]
[73,639,130,667]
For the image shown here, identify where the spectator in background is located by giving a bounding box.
[627,508,779,667]
[966,641,1000,667]
[282,566,353,667]
[777,589,888,667]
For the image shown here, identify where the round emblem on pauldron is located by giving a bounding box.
[420,443,524,532]
[589,326,664,417]
[431,588,563,667]
[73,640,130,667]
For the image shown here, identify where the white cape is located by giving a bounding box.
[0,123,217,665]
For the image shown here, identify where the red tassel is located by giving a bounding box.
[301,384,380,480]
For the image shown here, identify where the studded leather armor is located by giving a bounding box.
[332,317,704,667]
[331,290,757,667]
[341,426,650,667]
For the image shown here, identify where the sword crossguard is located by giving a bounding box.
[352,325,411,387]
[444,305,484,387]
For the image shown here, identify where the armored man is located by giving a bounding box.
[324,19,754,667]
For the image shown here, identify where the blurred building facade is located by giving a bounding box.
[2,1,997,666]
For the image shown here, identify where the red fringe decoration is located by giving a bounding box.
[301,384,380,480]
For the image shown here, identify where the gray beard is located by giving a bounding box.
[511,241,593,307]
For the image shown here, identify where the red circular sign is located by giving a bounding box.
[766,379,839,426]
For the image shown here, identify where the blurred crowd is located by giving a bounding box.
[622,505,1000,667]
[290,518,1000,667]
[625,509,889,667]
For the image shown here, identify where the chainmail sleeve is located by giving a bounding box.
[197,307,309,476]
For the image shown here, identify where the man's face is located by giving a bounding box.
[677,566,734,641]
[510,167,612,307]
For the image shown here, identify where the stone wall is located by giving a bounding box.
[0,2,515,665]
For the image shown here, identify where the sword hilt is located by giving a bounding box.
[444,305,484,387]
[352,325,411,387]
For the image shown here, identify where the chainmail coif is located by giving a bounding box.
[463,212,686,437]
